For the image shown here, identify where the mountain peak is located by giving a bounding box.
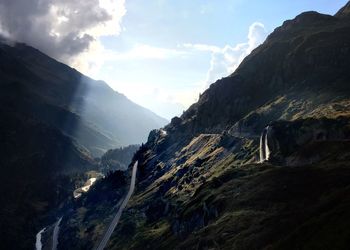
[280,11,335,29]
[335,1,350,18]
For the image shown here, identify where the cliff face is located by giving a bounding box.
[57,3,350,250]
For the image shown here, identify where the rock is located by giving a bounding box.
[171,116,183,127]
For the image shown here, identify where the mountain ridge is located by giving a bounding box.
[335,1,350,18]
[172,9,350,137]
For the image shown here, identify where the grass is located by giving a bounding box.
[107,151,350,250]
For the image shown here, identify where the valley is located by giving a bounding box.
[1,1,350,250]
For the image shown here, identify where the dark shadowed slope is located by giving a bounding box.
[0,109,96,249]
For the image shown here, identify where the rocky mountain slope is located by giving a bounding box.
[55,2,350,250]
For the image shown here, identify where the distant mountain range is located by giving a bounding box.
[0,40,167,157]
[55,2,350,250]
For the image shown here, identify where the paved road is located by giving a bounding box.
[96,161,138,250]
[35,227,46,250]
[52,217,62,250]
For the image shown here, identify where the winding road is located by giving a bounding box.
[35,227,46,250]
[52,217,62,250]
[96,161,138,250]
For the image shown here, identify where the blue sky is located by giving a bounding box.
[89,0,347,119]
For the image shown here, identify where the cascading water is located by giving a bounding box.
[265,126,271,161]
[259,131,265,162]
[259,126,271,162]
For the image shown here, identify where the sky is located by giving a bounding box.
[0,0,348,119]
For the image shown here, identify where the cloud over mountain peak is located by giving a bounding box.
[0,0,126,72]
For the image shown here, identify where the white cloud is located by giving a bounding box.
[184,22,268,87]
[0,0,126,74]
[247,22,268,52]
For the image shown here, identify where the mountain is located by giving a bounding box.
[0,40,167,156]
[56,2,350,250]
[0,38,166,248]
[335,1,350,18]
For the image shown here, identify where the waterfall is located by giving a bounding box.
[259,132,265,162]
[265,126,271,160]
[35,227,46,250]
[259,126,271,162]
